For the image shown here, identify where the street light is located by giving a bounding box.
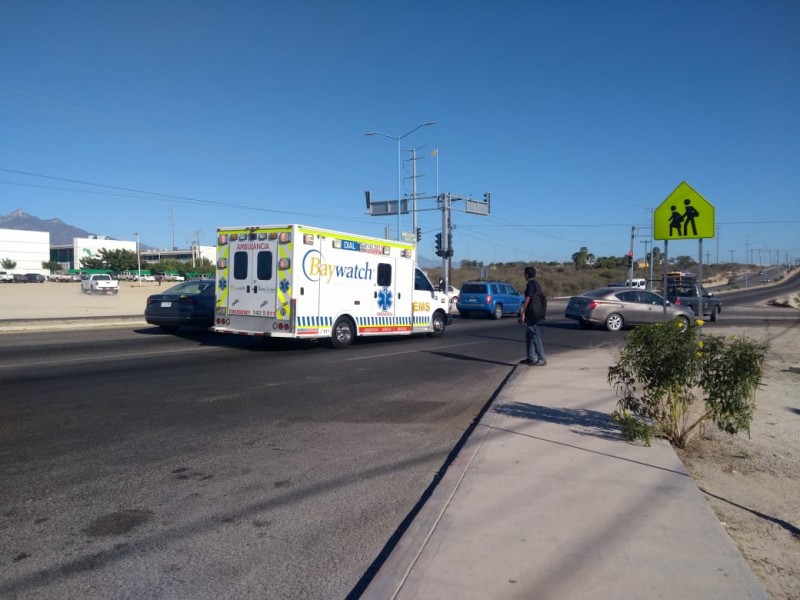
[632,203,655,288]
[365,121,436,241]
[133,232,141,287]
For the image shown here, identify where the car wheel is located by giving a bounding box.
[459,311,470,319]
[579,319,594,329]
[605,313,624,332]
[492,304,503,320]
[676,315,690,331]
[710,306,718,322]
[330,316,355,349]
[429,311,446,338]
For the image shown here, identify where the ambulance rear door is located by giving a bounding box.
[223,230,282,331]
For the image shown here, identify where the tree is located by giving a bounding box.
[1,258,17,270]
[459,259,483,268]
[571,247,595,271]
[42,260,62,272]
[79,248,139,272]
[674,255,697,270]
[651,246,662,268]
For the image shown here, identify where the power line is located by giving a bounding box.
[0,167,373,226]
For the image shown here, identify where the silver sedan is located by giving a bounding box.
[564,287,694,332]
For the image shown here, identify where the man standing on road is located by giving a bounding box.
[519,266,547,366]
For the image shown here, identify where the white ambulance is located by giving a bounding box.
[212,224,452,348]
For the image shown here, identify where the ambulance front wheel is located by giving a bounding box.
[330,316,356,349]
[429,312,446,338]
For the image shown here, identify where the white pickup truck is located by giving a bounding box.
[81,274,120,294]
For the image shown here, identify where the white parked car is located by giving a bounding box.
[440,284,460,313]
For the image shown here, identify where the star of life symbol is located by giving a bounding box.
[279,279,290,294]
[219,277,228,291]
[377,287,393,311]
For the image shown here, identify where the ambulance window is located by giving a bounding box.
[415,269,434,292]
[256,251,273,280]
[377,263,391,286]
[233,251,248,280]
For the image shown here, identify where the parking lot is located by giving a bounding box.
[1,280,163,320]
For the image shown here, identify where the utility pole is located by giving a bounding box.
[628,226,636,284]
[744,237,750,288]
[169,206,177,251]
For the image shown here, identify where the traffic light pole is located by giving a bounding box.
[441,193,451,288]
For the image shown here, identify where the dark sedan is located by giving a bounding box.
[144,279,215,333]
[564,287,693,332]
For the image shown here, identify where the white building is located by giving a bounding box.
[50,237,136,271]
[0,228,50,274]
[1,229,214,274]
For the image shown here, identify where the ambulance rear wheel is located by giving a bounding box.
[429,312,446,338]
[330,316,355,349]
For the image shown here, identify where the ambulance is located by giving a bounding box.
[212,224,452,348]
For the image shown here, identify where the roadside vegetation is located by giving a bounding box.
[77,248,213,278]
[428,251,742,298]
[607,319,768,449]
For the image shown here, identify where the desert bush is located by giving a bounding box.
[608,320,768,448]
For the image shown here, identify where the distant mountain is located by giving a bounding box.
[0,208,102,245]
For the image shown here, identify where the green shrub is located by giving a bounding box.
[607,320,767,448]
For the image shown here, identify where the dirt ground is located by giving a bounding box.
[676,292,800,600]
[0,280,160,322]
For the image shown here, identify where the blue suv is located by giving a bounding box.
[456,281,524,320]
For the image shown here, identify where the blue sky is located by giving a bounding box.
[2,1,798,266]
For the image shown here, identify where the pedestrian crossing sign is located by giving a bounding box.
[653,181,715,241]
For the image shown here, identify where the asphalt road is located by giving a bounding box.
[0,313,606,599]
[0,281,796,599]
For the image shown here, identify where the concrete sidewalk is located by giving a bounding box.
[362,348,768,599]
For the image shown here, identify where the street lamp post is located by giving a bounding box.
[365,121,436,241]
[632,204,655,288]
[134,232,141,287]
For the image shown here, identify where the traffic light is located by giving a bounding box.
[447,232,453,258]
[416,227,422,242]
[435,233,443,257]
[627,251,633,267]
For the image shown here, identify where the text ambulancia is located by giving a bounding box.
[212,225,452,348]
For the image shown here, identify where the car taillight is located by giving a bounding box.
[485,295,493,303]
[674,298,682,305]
[179,298,196,305]
[587,300,600,310]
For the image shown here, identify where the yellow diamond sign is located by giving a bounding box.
[653,181,715,241]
